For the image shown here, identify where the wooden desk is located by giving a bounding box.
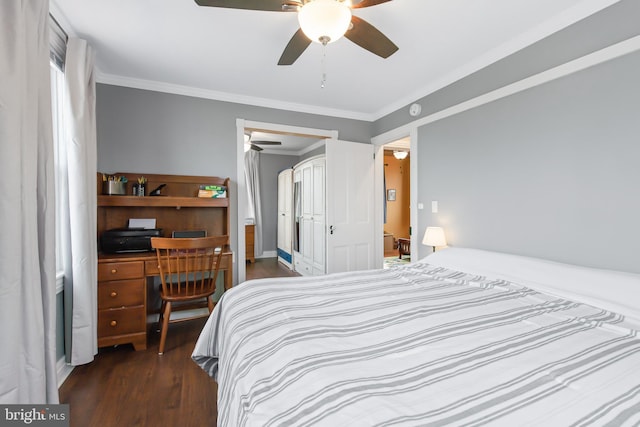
[96,173,232,351]
[245,224,255,263]
[97,250,232,351]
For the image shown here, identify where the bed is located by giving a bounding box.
[192,248,640,426]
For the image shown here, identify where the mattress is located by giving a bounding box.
[193,248,640,426]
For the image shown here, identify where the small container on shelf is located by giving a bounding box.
[102,180,126,195]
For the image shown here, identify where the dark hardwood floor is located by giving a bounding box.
[246,256,300,280]
[59,257,299,427]
[59,318,216,427]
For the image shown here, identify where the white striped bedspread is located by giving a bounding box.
[192,262,640,427]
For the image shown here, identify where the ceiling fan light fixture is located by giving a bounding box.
[298,0,352,45]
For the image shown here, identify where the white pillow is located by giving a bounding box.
[421,247,640,325]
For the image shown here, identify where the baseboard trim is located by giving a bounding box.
[257,251,277,259]
[57,356,74,388]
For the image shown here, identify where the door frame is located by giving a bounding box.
[236,119,338,284]
[372,127,419,263]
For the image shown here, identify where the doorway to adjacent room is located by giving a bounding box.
[381,137,412,268]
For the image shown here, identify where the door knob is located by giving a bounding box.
[329,225,335,235]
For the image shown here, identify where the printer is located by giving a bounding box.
[101,228,163,254]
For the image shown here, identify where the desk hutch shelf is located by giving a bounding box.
[97,195,229,208]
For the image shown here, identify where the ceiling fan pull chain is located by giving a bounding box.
[320,43,327,89]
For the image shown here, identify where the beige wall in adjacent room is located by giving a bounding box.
[384,151,410,241]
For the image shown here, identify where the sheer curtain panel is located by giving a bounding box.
[62,38,98,365]
[244,150,263,257]
[0,0,59,403]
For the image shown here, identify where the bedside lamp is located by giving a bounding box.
[422,227,447,252]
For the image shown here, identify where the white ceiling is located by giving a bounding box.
[51,0,616,121]
[247,131,325,155]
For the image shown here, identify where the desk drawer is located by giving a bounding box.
[98,306,145,338]
[98,279,144,309]
[98,261,144,281]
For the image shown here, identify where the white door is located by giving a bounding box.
[300,162,313,269]
[311,159,325,274]
[326,140,375,273]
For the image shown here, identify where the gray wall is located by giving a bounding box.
[298,144,326,161]
[416,49,640,273]
[257,154,298,254]
[369,0,640,273]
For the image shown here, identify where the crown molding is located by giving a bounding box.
[373,34,640,145]
[371,0,620,120]
[95,71,373,122]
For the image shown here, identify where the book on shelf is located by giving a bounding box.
[198,184,227,198]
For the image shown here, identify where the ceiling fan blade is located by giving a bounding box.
[351,0,392,9]
[251,140,282,145]
[345,15,398,59]
[278,28,312,65]
[194,0,292,12]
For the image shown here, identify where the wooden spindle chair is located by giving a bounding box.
[151,235,228,355]
[398,238,411,260]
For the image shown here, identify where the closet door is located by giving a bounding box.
[277,169,293,268]
[292,157,326,276]
[300,162,314,271]
[311,159,325,275]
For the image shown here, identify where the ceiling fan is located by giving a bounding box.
[244,134,282,151]
[194,0,398,65]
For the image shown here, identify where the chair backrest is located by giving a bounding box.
[151,236,228,299]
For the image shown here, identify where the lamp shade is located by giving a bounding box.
[393,150,408,160]
[298,0,352,45]
[422,227,447,248]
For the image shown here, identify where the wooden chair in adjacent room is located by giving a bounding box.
[151,235,228,355]
[398,238,411,260]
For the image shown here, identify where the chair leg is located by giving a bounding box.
[207,296,214,313]
[158,301,171,355]
[157,300,166,332]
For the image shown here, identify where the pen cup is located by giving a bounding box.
[102,181,126,195]
[132,183,145,196]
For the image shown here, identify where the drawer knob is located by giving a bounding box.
[110,291,117,298]
[111,269,117,274]
[110,320,117,327]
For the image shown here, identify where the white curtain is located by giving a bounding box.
[62,38,98,365]
[0,0,59,403]
[244,150,263,257]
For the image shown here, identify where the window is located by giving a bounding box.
[49,16,68,281]
[50,62,65,275]
[49,16,68,292]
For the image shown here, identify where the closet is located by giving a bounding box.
[277,168,293,268]
[292,156,325,276]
